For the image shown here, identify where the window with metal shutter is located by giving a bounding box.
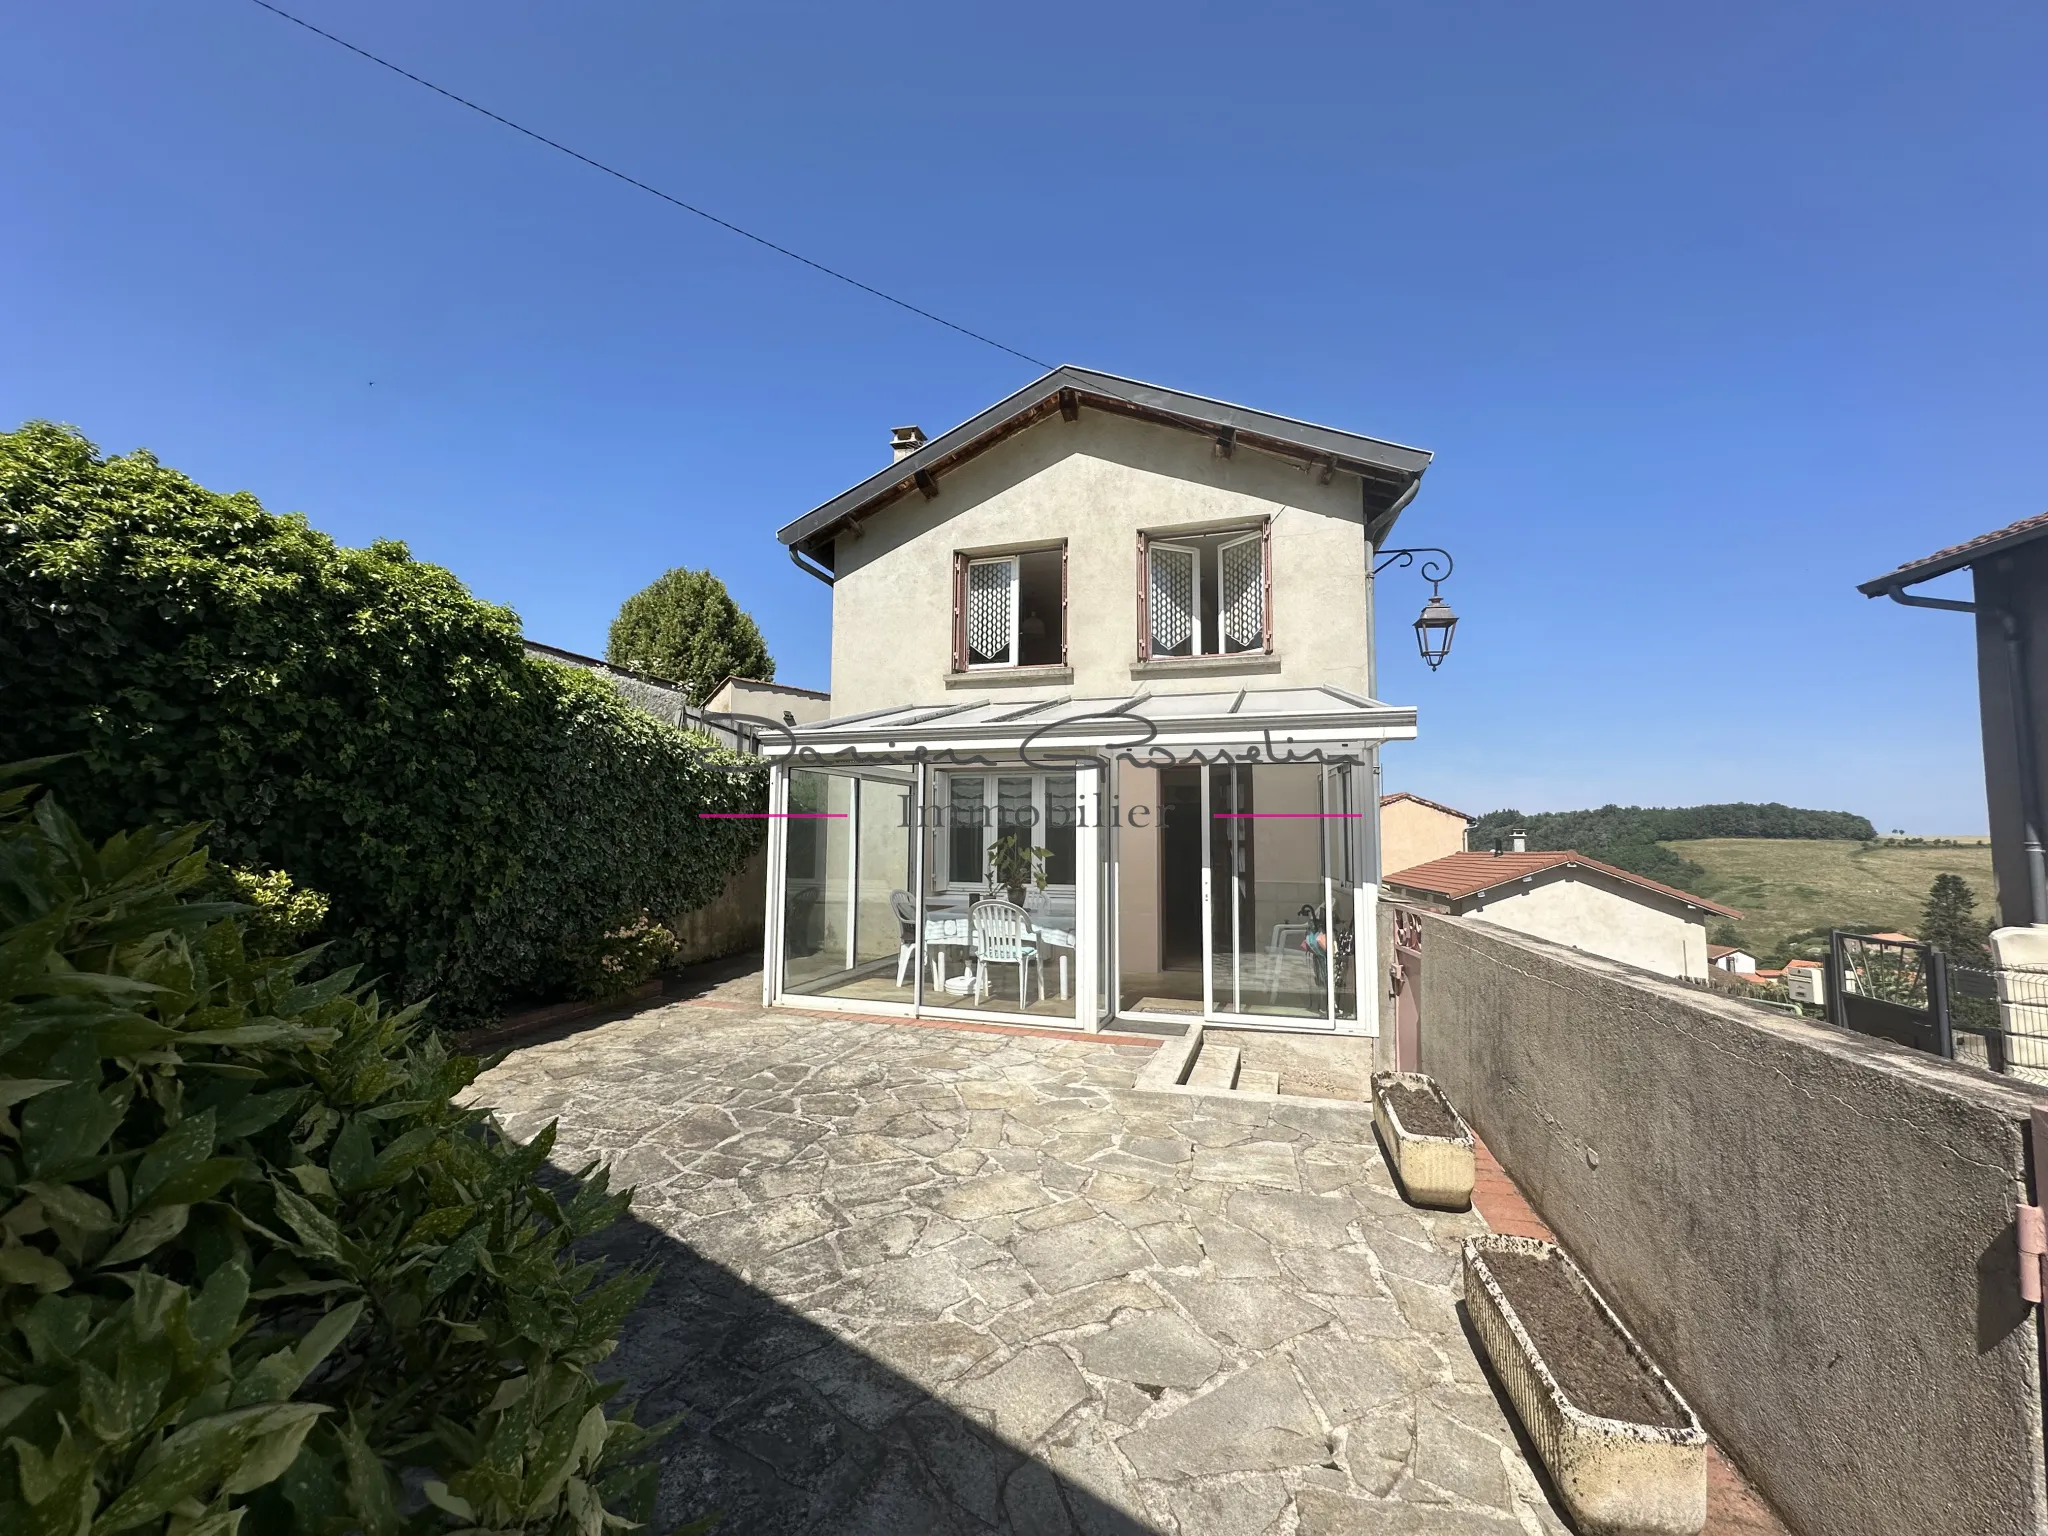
[1219,532,1264,653]
[966,557,1016,666]
[1148,543,1197,657]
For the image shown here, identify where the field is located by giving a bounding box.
[1665,838,1997,959]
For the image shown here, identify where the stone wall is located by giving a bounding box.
[1403,908,2048,1536]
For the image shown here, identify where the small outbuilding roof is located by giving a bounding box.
[1858,509,2048,595]
[1382,849,1742,919]
[777,366,1434,570]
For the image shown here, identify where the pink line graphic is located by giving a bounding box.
[1212,812,1363,818]
[698,811,846,818]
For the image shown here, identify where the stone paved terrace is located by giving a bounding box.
[466,978,1595,1535]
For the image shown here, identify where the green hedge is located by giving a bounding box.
[0,773,674,1534]
[0,422,763,1025]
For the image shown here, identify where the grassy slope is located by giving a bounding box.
[1664,838,1996,958]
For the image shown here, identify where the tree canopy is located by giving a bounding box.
[606,566,773,701]
[1922,873,1990,963]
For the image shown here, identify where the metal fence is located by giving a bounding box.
[1950,961,2048,1083]
[1827,930,2048,1084]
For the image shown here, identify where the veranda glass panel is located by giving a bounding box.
[780,769,920,1005]
[1325,763,1362,1022]
[925,767,1077,1022]
[1208,763,1331,1021]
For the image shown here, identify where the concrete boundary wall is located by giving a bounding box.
[1405,908,2048,1536]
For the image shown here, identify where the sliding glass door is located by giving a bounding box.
[1201,761,1365,1027]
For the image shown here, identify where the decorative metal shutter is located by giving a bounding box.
[1220,534,1264,653]
[966,558,1014,665]
[1148,543,1197,656]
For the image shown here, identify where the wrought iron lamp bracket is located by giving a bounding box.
[1373,546,1454,593]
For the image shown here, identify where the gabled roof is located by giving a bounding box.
[1708,944,1750,959]
[1379,791,1473,822]
[777,366,1433,569]
[1858,509,2048,595]
[1382,849,1742,919]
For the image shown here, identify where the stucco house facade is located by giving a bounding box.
[1382,849,1739,982]
[755,366,1434,1033]
[1379,791,1473,874]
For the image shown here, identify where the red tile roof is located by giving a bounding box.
[1382,849,1743,919]
[1859,509,2048,593]
[1379,791,1474,822]
[1708,944,1751,959]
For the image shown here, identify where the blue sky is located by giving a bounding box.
[7,3,2044,832]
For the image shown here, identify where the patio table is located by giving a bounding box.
[923,900,1076,1000]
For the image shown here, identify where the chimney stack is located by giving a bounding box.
[1510,829,1528,853]
[891,425,927,463]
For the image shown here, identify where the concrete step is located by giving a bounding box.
[1187,1042,1242,1091]
[1235,1068,1281,1095]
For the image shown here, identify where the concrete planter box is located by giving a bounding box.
[1464,1235,1708,1536]
[1371,1070,1475,1209]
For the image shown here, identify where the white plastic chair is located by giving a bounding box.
[970,900,1043,1007]
[889,890,919,988]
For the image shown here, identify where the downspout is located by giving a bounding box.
[1364,473,1425,701]
[2000,605,2048,925]
[789,543,836,586]
[1881,581,2048,924]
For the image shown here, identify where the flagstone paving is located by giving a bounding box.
[468,984,1571,1535]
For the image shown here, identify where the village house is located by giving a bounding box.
[1381,847,1740,981]
[1378,790,1473,873]
[755,366,1438,1031]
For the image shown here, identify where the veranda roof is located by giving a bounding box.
[757,685,1416,761]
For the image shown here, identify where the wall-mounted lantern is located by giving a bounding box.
[1374,547,1459,672]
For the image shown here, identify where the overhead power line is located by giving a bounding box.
[242,0,1055,372]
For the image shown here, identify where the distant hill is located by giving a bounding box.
[1467,803,1879,891]
[1670,837,1994,965]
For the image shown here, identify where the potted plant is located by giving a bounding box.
[1371,1070,1476,1209]
[1463,1235,1708,1536]
[986,833,1052,908]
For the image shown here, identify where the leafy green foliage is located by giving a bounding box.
[985,835,1052,900]
[199,868,329,957]
[0,422,762,1023]
[606,568,772,702]
[434,666,757,1015]
[0,773,673,1535]
[1467,802,1879,891]
[1922,873,1990,965]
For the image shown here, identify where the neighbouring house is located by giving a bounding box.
[702,675,833,731]
[755,365,1435,1032]
[1379,791,1473,874]
[1709,943,1758,973]
[1382,849,1741,982]
[1860,512,2048,940]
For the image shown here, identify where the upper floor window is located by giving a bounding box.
[1139,522,1270,659]
[953,544,1066,670]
